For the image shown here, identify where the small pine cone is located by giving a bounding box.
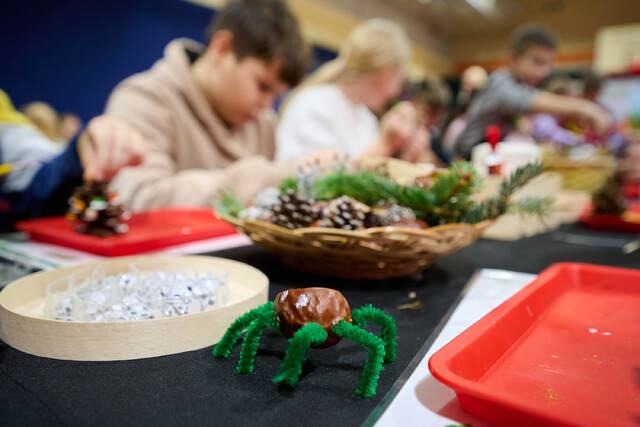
[376,203,416,226]
[270,189,316,229]
[363,211,383,228]
[254,187,281,209]
[238,206,272,221]
[593,173,627,216]
[318,196,370,230]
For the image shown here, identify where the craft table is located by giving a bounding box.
[0,224,638,427]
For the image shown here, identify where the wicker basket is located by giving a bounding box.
[223,216,491,279]
[541,146,616,194]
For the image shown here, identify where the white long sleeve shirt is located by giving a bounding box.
[276,84,379,161]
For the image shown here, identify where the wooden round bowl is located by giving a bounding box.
[0,255,268,361]
[223,216,491,279]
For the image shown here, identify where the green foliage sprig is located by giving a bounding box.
[213,192,244,218]
[308,161,545,225]
[459,161,546,223]
[218,161,547,224]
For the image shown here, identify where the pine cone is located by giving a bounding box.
[593,173,628,216]
[67,182,128,236]
[376,203,416,226]
[318,196,370,230]
[270,189,316,229]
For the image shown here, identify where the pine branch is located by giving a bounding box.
[499,161,544,199]
[309,162,482,221]
[213,191,244,218]
[275,161,545,225]
[431,161,481,205]
[509,196,554,215]
[460,161,545,223]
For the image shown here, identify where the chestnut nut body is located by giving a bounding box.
[273,287,351,348]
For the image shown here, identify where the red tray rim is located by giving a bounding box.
[15,207,236,257]
[579,201,640,230]
[427,262,640,425]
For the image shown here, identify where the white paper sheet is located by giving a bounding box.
[373,269,536,427]
[0,233,252,270]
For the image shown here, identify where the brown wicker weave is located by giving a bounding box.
[541,146,616,194]
[223,215,491,279]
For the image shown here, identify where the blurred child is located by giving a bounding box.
[580,71,628,156]
[530,76,584,146]
[441,66,488,159]
[106,0,334,211]
[0,89,147,230]
[453,26,612,159]
[21,101,60,141]
[58,113,82,142]
[410,77,452,164]
[276,19,429,164]
[446,65,488,126]
[621,140,640,182]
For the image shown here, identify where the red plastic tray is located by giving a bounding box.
[579,201,640,233]
[429,263,640,427]
[16,208,237,257]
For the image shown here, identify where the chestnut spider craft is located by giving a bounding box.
[213,287,397,397]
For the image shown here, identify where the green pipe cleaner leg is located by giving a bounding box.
[332,320,386,398]
[213,302,274,358]
[352,305,397,363]
[236,310,280,374]
[272,323,327,388]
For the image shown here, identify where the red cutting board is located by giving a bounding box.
[429,263,640,427]
[579,201,640,232]
[16,208,237,256]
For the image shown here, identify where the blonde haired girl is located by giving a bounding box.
[276,19,428,163]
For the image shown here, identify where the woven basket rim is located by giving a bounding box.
[219,214,492,238]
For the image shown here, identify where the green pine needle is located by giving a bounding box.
[310,161,484,223]
[460,161,545,223]
[509,196,554,215]
[211,160,547,226]
[306,161,545,225]
[279,177,299,194]
[212,191,244,218]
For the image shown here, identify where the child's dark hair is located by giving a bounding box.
[543,75,573,96]
[206,0,309,87]
[413,78,452,110]
[582,71,602,97]
[510,26,557,57]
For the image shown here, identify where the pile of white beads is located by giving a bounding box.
[47,270,227,322]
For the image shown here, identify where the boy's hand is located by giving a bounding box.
[295,149,344,169]
[398,126,430,163]
[379,101,421,156]
[580,103,613,137]
[77,115,148,181]
[620,141,640,182]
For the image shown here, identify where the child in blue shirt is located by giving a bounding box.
[1,92,147,231]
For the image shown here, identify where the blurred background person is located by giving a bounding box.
[409,77,452,165]
[20,102,82,145]
[58,112,83,143]
[447,65,488,126]
[453,26,612,160]
[529,76,585,147]
[21,101,60,142]
[441,65,488,161]
[0,89,147,230]
[579,71,629,156]
[276,19,430,164]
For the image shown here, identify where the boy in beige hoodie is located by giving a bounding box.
[106,0,330,211]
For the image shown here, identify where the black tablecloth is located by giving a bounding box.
[1,225,638,427]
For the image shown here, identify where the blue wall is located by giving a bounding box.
[1,0,336,122]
